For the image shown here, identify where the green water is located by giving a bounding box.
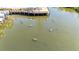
[0,7,79,51]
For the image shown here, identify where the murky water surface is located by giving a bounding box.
[0,8,79,51]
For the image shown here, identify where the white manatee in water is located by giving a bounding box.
[30,19,33,20]
[32,38,38,41]
[49,28,53,32]
[28,24,32,27]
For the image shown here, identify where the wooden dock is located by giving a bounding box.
[9,7,49,16]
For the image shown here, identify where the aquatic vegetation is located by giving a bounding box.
[60,7,79,13]
[0,31,5,38]
[0,16,14,39]
[60,7,76,12]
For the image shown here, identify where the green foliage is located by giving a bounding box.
[65,7,79,12]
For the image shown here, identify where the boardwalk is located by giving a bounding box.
[9,7,49,16]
